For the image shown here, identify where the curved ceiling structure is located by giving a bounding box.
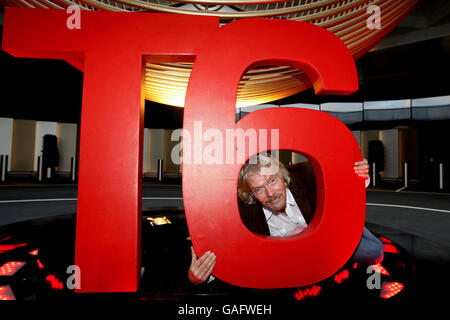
[0,0,418,107]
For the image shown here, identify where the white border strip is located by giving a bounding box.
[1,199,448,214]
[366,202,450,214]
[368,189,450,196]
[0,198,77,203]
[142,197,183,200]
[0,197,183,204]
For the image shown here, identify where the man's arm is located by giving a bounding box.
[188,246,216,285]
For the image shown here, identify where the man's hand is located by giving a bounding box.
[188,246,216,285]
[354,158,369,180]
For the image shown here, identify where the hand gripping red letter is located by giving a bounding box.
[183,19,365,288]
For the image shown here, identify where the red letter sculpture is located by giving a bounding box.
[183,19,364,288]
[2,9,363,291]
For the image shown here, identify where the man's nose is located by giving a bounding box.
[265,186,275,197]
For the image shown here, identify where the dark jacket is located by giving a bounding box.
[238,161,316,236]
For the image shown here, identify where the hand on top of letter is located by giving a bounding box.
[188,246,216,285]
[354,158,369,180]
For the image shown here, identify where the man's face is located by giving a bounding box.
[247,169,287,213]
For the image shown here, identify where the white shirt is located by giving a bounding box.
[262,188,308,237]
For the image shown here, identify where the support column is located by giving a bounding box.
[57,123,77,173]
[0,118,13,173]
[148,129,165,177]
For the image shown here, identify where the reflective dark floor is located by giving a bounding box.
[1,207,432,311]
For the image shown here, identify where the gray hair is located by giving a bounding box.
[238,154,291,204]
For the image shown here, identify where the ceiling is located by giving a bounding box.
[1,0,449,128]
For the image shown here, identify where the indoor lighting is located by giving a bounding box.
[146,216,172,226]
[2,0,417,108]
[371,263,390,276]
[0,285,16,300]
[294,284,322,301]
[0,261,26,276]
[0,243,27,254]
[333,269,350,284]
[380,281,404,299]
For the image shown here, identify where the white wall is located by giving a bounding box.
[164,129,181,175]
[148,129,165,173]
[360,129,399,178]
[0,117,13,170]
[12,119,36,171]
[143,128,149,173]
[57,123,77,172]
[380,129,399,178]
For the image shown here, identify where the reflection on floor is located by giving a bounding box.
[0,208,427,307]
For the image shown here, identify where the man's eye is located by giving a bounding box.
[254,188,262,193]
[269,178,276,184]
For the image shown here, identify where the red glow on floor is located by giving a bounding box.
[37,259,45,270]
[0,236,13,243]
[46,274,64,290]
[353,262,358,269]
[371,263,390,276]
[0,261,26,276]
[384,243,400,254]
[380,281,404,299]
[29,249,39,256]
[333,269,350,284]
[0,285,16,300]
[0,243,27,254]
[294,285,322,301]
[379,236,393,244]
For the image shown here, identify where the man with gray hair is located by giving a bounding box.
[237,154,314,237]
[188,154,383,285]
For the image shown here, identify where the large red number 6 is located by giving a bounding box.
[183,19,365,288]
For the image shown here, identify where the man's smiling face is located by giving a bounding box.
[247,170,287,214]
